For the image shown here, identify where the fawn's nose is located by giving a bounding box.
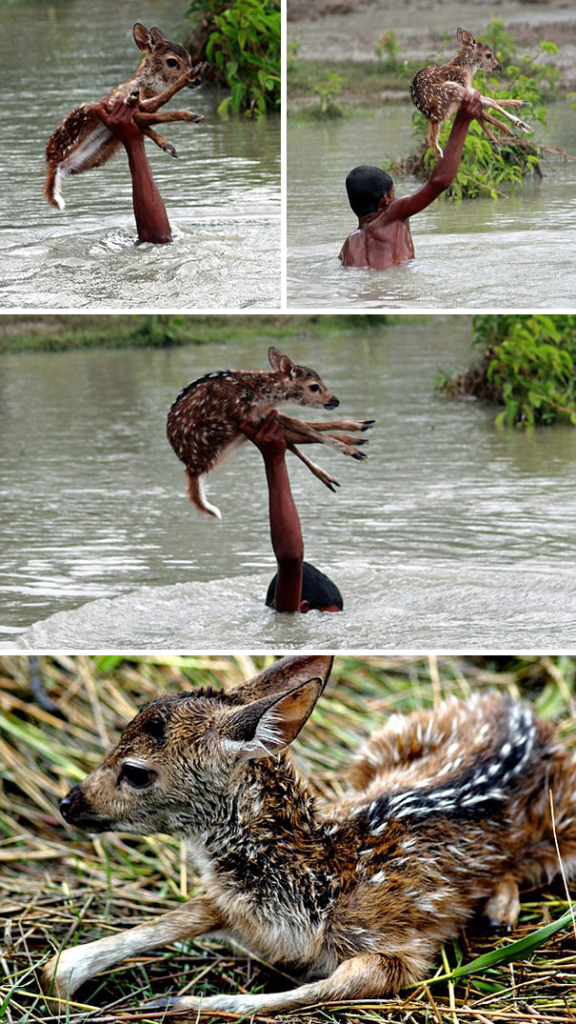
[60,784,87,823]
[325,396,340,409]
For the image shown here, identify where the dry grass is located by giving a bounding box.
[1,654,575,1023]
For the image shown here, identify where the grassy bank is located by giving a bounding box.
[288,58,417,115]
[0,315,431,354]
[1,654,574,1023]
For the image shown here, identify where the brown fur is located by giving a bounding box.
[44,24,206,209]
[410,27,532,156]
[167,346,373,519]
[43,657,576,1015]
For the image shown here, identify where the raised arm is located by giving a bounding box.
[386,91,484,222]
[241,412,303,613]
[95,97,172,244]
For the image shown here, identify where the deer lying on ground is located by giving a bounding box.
[43,655,576,1015]
[411,27,533,156]
[166,346,374,519]
[45,24,206,210]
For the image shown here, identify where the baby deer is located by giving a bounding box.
[166,346,374,519]
[44,655,576,1015]
[45,23,206,210]
[411,27,533,156]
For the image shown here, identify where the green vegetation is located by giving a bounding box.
[388,21,560,200]
[438,315,576,427]
[1,654,574,1023]
[374,29,401,70]
[312,70,343,119]
[185,0,280,117]
[0,314,399,354]
[289,58,415,114]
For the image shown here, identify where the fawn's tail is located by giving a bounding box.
[44,164,66,210]
[186,470,222,520]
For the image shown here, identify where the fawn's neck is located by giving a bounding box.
[449,49,478,79]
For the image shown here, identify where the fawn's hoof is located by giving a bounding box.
[190,114,205,123]
[166,144,178,158]
[361,419,376,431]
[352,451,368,461]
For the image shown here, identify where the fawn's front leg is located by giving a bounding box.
[138,125,178,157]
[278,414,368,461]
[150,951,424,1015]
[298,418,375,433]
[138,65,204,113]
[480,95,532,133]
[42,895,222,1000]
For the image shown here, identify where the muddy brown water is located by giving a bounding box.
[2,322,576,650]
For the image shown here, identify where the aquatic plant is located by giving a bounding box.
[185,0,280,118]
[388,21,560,200]
[312,70,344,119]
[438,314,576,427]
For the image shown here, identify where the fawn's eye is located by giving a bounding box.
[308,384,321,393]
[486,52,492,58]
[166,58,179,67]
[119,764,157,789]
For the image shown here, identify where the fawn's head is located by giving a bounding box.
[267,347,340,410]
[60,656,333,837]
[133,23,194,93]
[454,28,501,73]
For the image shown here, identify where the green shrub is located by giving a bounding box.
[312,71,343,119]
[186,0,280,118]
[387,21,559,200]
[374,30,401,69]
[438,315,576,427]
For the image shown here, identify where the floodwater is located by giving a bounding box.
[287,102,576,308]
[0,0,280,310]
[3,321,576,650]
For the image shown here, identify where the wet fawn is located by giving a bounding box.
[45,23,206,210]
[166,346,374,519]
[411,27,532,156]
[44,655,576,1015]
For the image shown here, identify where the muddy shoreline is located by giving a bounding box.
[288,0,576,90]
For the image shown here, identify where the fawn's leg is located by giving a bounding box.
[481,110,515,138]
[427,120,443,157]
[42,896,222,1000]
[138,72,192,113]
[151,951,419,1015]
[477,117,499,146]
[483,875,520,933]
[277,414,367,460]
[138,125,178,157]
[288,443,340,492]
[135,109,205,126]
[480,95,532,132]
[298,419,375,432]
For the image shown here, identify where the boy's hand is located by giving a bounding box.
[460,90,483,122]
[241,410,287,460]
[95,96,144,144]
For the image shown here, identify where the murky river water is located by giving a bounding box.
[2,321,576,649]
[0,0,280,309]
[287,103,576,308]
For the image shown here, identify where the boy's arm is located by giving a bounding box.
[241,412,303,613]
[95,97,172,244]
[385,91,484,222]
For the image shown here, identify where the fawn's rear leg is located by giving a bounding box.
[483,875,520,933]
[477,117,500,147]
[42,896,221,1001]
[150,951,422,1015]
[427,120,443,157]
[139,125,178,157]
[481,110,515,138]
[135,109,205,127]
[480,95,532,133]
[288,443,340,492]
[299,418,375,433]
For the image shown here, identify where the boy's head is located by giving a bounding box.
[346,165,394,218]
[266,561,343,613]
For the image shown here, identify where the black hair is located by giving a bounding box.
[266,561,344,611]
[345,165,394,217]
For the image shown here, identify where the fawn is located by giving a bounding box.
[166,346,374,520]
[44,24,206,210]
[44,655,576,1015]
[410,27,533,156]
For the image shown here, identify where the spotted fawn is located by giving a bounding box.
[411,27,532,156]
[166,346,374,519]
[44,655,576,1014]
[44,24,206,210]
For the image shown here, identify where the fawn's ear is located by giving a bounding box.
[223,678,323,760]
[149,27,167,45]
[457,28,475,47]
[268,346,282,369]
[134,24,153,52]
[234,655,333,703]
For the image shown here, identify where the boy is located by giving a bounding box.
[340,91,484,270]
